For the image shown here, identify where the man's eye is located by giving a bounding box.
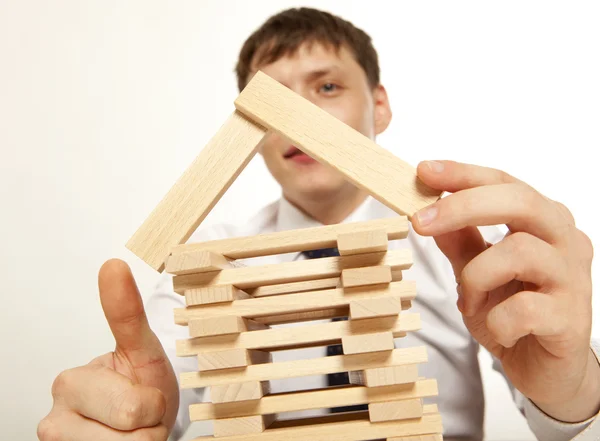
[320,83,339,93]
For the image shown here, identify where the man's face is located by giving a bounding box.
[248,42,391,203]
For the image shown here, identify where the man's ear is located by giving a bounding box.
[373,84,392,135]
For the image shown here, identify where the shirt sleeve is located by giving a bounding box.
[492,339,600,441]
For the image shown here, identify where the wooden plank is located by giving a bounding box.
[177,313,421,356]
[338,229,388,256]
[171,217,408,259]
[270,404,438,428]
[350,364,420,387]
[342,331,395,355]
[197,349,271,372]
[341,265,392,288]
[173,249,412,293]
[165,250,233,276]
[181,346,427,389]
[249,277,340,297]
[174,281,416,325]
[350,296,402,320]
[214,415,275,437]
[236,302,410,327]
[253,307,350,325]
[388,433,443,441]
[185,286,250,306]
[234,71,442,219]
[391,268,404,281]
[191,405,442,440]
[125,110,268,272]
[369,398,423,422]
[211,381,270,404]
[190,378,438,421]
[249,268,403,298]
[189,316,267,338]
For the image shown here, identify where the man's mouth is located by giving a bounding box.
[283,146,317,164]
[284,146,304,159]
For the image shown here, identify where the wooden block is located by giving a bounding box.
[391,268,403,281]
[182,346,427,389]
[350,364,420,387]
[190,378,438,421]
[249,277,340,297]
[350,296,402,320]
[174,281,415,325]
[254,299,414,326]
[197,349,271,372]
[214,414,275,437]
[388,433,443,441]
[185,285,250,306]
[193,404,442,440]
[165,250,233,276]
[342,331,395,355]
[249,268,404,298]
[338,229,388,256]
[253,307,349,325]
[341,265,392,288]
[188,316,267,338]
[369,398,424,422]
[234,71,442,219]
[173,249,411,293]
[210,381,270,404]
[171,217,408,259]
[125,110,268,271]
[177,314,421,356]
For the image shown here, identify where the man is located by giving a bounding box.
[38,7,599,441]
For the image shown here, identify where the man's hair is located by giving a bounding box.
[235,7,380,92]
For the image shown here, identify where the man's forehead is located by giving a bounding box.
[250,41,353,83]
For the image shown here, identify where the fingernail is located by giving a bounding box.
[416,205,438,226]
[425,160,445,173]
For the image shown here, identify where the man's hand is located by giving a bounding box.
[37,259,179,440]
[412,160,599,423]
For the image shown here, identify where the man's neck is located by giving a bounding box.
[284,187,370,225]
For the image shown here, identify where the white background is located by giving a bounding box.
[1,1,599,440]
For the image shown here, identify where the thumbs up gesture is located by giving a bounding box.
[37,259,179,440]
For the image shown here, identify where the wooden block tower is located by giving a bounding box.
[126,71,445,440]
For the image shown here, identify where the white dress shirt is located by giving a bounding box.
[145,195,600,441]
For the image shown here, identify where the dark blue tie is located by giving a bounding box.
[301,247,368,413]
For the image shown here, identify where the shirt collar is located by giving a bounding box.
[275,196,323,233]
[275,194,380,233]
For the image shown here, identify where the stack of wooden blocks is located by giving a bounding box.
[164,216,443,440]
[126,71,445,440]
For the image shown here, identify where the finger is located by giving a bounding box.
[51,364,166,430]
[419,160,583,230]
[98,259,169,377]
[460,232,567,316]
[37,409,169,441]
[413,183,567,246]
[416,160,523,192]
[434,226,488,277]
[486,290,567,348]
[432,227,488,312]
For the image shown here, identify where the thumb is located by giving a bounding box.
[98,258,180,430]
[98,259,167,376]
